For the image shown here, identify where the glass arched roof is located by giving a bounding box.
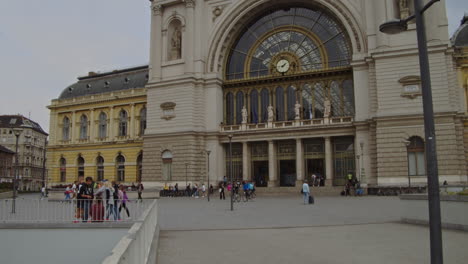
[226,7,351,80]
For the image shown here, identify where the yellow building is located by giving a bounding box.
[47,66,148,185]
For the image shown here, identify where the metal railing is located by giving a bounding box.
[0,198,151,223]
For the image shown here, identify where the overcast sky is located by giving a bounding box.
[0,0,466,133]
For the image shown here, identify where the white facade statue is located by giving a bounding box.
[170,27,182,60]
[241,106,248,124]
[294,101,301,120]
[267,105,274,122]
[324,99,331,118]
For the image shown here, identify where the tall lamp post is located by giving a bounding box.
[185,162,188,187]
[380,1,443,263]
[12,128,23,214]
[228,134,233,211]
[206,150,211,202]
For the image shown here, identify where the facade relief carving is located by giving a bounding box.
[267,105,274,122]
[169,26,182,60]
[398,0,410,19]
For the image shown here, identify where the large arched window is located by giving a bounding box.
[96,156,104,181]
[162,150,173,181]
[79,115,88,140]
[140,107,147,136]
[137,154,143,182]
[62,117,70,141]
[223,6,354,125]
[98,112,107,139]
[116,154,125,182]
[118,110,128,137]
[59,158,66,182]
[77,156,85,179]
[226,7,351,80]
[407,137,426,176]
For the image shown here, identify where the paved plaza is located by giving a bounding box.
[157,196,468,264]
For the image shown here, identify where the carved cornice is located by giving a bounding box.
[152,4,163,16]
[184,0,195,8]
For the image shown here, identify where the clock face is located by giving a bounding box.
[276,59,290,73]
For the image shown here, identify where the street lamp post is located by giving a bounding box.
[12,128,22,214]
[380,1,443,263]
[206,150,211,202]
[228,134,233,211]
[185,162,188,188]
[42,139,47,193]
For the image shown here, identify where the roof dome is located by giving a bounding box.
[58,65,149,100]
[451,13,468,47]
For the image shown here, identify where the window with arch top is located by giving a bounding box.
[98,112,107,138]
[59,158,66,182]
[96,156,104,181]
[118,110,128,137]
[116,154,125,182]
[162,150,173,181]
[407,136,425,176]
[62,117,70,141]
[79,115,88,140]
[140,107,147,136]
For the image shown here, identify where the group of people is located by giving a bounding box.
[218,179,256,200]
[71,177,144,223]
[342,173,364,196]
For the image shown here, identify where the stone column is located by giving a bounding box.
[109,107,114,140]
[130,104,135,138]
[242,142,249,181]
[185,0,195,73]
[89,109,95,142]
[150,4,163,80]
[325,137,333,186]
[268,140,277,187]
[71,111,76,143]
[296,138,303,186]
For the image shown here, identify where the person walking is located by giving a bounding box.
[137,181,144,201]
[219,183,225,200]
[64,185,71,203]
[119,185,131,219]
[201,184,206,197]
[302,180,310,205]
[41,186,46,199]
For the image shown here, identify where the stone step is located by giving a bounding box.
[255,186,344,196]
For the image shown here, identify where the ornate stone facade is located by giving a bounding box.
[143,0,468,188]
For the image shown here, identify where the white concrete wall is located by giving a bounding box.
[102,200,159,264]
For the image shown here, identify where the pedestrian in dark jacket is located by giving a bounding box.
[78,177,94,222]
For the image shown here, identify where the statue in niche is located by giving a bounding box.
[324,99,331,118]
[241,106,248,124]
[170,26,182,60]
[294,101,301,120]
[267,105,274,122]
[399,0,410,19]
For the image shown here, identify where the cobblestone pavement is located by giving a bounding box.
[158,196,401,230]
[157,196,468,264]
